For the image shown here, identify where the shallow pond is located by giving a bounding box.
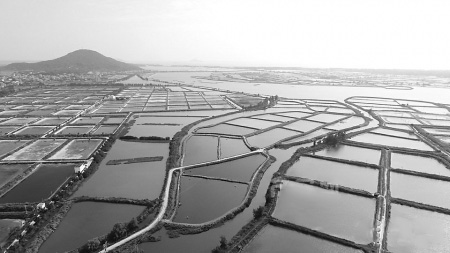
[49,139,102,160]
[184,154,266,182]
[0,140,30,157]
[0,164,32,188]
[244,225,363,253]
[72,141,168,200]
[56,126,94,135]
[390,153,450,177]
[370,128,416,139]
[0,164,75,204]
[174,176,248,224]
[350,133,433,151]
[226,118,280,129]
[387,204,450,253]
[283,119,324,132]
[38,202,144,253]
[287,156,379,192]
[390,172,450,209]
[272,181,375,244]
[275,111,312,119]
[183,135,219,166]
[307,113,348,123]
[281,128,330,144]
[325,116,365,130]
[246,128,299,148]
[250,114,294,122]
[314,144,381,165]
[4,139,67,161]
[13,126,54,136]
[196,123,256,136]
[219,137,250,159]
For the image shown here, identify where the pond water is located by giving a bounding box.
[390,172,450,209]
[32,117,69,126]
[287,156,379,193]
[275,111,313,119]
[370,128,416,139]
[72,141,168,200]
[390,153,450,177]
[38,202,144,253]
[0,164,32,188]
[272,181,375,244]
[219,137,250,159]
[196,123,256,136]
[0,164,75,204]
[250,114,294,122]
[387,203,450,253]
[422,128,450,136]
[244,225,363,253]
[49,139,102,160]
[281,128,331,144]
[314,144,381,165]
[13,126,54,136]
[283,119,324,132]
[307,113,348,123]
[0,140,30,157]
[246,128,299,148]
[92,125,118,135]
[184,154,266,182]
[56,126,94,135]
[173,176,248,224]
[183,135,219,166]
[325,116,365,131]
[226,118,281,130]
[350,133,433,151]
[71,117,104,125]
[4,139,67,161]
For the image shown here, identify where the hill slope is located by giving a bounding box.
[3,49,141,73]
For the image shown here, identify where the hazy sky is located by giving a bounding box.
[1,0,449,69]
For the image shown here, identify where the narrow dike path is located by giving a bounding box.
[375,149,389,253]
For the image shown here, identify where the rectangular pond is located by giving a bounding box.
[72,141,169,200]
[56,126,94,135]
[244,225,363,253]
[48,139,102,160]
[183,135,219,166]
[315,144,381,165]
[246,128,299,148]
[184,153,266,182]
[226,118,281,130]
[391,152,450,177]
[387,203,450,253]
[4,139,67,161]
[0,163,75,204]
[390,172,450,209]
[174,176,248,224]
[284,119,324,132]
[219,137,250,159]
[0,140,30,157]
[350,133,433,151]
[0,164,32,188]
[38,202,145,253]
[287,156,379,193]
[272,181,375,244]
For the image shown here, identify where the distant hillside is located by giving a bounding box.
[2,49,141,73]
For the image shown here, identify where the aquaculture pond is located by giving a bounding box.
[325,116,365,130]
[387,204,450,253]
[287,156,379,193]
[127,115,204,138]
[389,172,450,209]
[307,113,347,123]
[4,139,66,161]
[0,164,32,188]
[246,128,299,148]
[315,144,381,165]
[183,135,219,166]
[272,181,375,244]
[244,225,363,253]
[0,127,18,135]
[38,202,145,253]
[0,164,75,204]
[196,123,256,136]
[0,117,38,125]
[32,117,69,125]
[370,128,417,139]
[0,140,30,157]
[173,176,248,224]
[250,114,294,122]
[226,118,281,129]
[49,139,103,160]
[282,128,331,144]
[72,141,168,200]
[102,117,125,124]
[219,137,250,159]
[13,126,54,136]
[71,116,103,125]
[283,119,323,132]
[350,133,433,151]
[56,126,94,135]
[184,154,266,182]
[92,125,118,135]
[390,152,450,177]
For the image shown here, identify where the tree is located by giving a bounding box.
[107,223,127,241]
[253,206,264,219]
[219,236,228,249]
[127,218,138,231]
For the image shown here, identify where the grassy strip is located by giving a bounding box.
[106,156,164,165]
[72,196,158,206]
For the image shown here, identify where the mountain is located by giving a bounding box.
[2,49,141,73]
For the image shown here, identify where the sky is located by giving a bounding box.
[1,0,449,69]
